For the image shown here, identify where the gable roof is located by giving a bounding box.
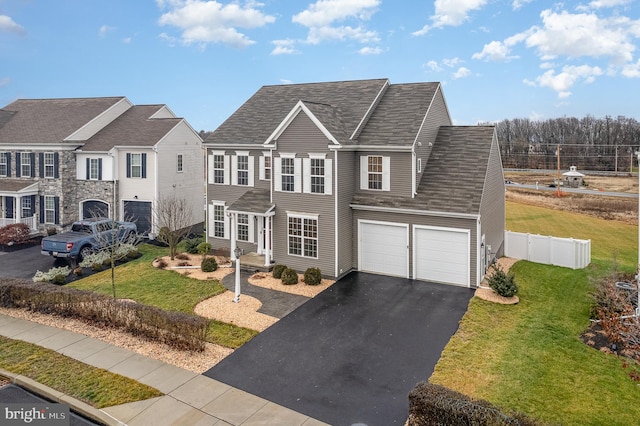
[351,126,496,215]
[205,79,389,146]
[0,97,125,144]
[80,105,182,151]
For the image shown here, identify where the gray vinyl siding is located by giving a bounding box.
[272,112,336,275]
[479,131,506,259]
[355,150,413,197]
[352,209,478,287]
[336,149,355,277]
[414,87,452,189]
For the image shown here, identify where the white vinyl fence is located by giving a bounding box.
[504,231,591,269]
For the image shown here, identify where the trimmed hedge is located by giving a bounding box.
[408,382,542,426]
[201,257,218,272]
[272,264,287,279]
[304,267,322,285]
[0,278,209,351]
[281,268,299,285]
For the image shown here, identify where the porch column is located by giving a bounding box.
[229,212,237,260]
[264,215,271,266]
[257,215,264,255]
[15,196,21,224]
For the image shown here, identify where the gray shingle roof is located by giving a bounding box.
[356,83,439,146]
[81,105,182,151]
[228,188,273,214]
[0,97,125,144]
[205,79,389,146]
[0,179,38,192]
[351,126,496,214]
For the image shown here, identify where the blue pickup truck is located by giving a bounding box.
[41,218,137,262]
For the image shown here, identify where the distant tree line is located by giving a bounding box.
[484,116,640,172]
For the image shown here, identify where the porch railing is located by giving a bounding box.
[0,216,38,231]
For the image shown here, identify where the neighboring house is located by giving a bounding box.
[204,79,505,287]
[0,97,203,236]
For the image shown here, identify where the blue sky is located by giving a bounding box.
[1,0,638,131]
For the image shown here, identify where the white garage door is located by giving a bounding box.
[359,221,408,277]
[414,226,470,286]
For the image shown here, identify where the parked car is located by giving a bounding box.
[41,218,137,262]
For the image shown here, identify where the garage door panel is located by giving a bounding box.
[415,227,469,287]
[359,221,408,278]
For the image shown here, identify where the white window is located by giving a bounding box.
[130,153,142,178]
[237,155,248,185]
[288,214,318,258]
[177,154,183,173]
[0,153,7,177]
[281,157,295,192]
[237,214,249,241]
[44,153,55,178]
[21,153,31,177]
[213,155,225,183]
[21,197,31,218]
[44,196,56,224]
[208,202,229,239]
[231,152,253,186]
[360,155,390,191]
[208,151,229,185]
[303,155,332,195]
[89,159,100,180]
[260,152,272,181]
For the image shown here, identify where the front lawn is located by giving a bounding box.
[430,201,640,425]
[68,244,257,348]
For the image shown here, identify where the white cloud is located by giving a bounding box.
[158,32,178,46]
[621,59,640,77]
[158,0,276,48]
[280,79,293,84]
[512,0,533,10]
[358,46,383,55]
[473,40,515,61]
[425,60,442,72]
[0,15,25,35]
[99,25,116,38]
[452,66,472,79]
[587,0,632,9]
[413,0,488,36]
[531,64,603,97]
[443,57,463,67]
[271,39,299,55]
[293,0,380,44]
[123,37,132,44]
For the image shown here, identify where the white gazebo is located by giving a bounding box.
[562,166,585,188]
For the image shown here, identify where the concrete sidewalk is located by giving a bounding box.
[0,313,328,426]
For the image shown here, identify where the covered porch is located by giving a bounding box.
[0,179,39,231]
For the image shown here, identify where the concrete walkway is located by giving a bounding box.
[0,313,328,426]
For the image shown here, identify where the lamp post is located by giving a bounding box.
[233,246,242,303]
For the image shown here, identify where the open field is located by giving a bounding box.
[505,170,638,193]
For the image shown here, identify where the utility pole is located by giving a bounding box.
[556,144,561,196]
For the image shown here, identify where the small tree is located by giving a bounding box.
[154,195,194,260]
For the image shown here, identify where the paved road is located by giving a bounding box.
[206,272,474,426]
[507,183,638,198]
[0,384,99,425]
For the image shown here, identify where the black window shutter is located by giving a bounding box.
[5,197,13,219]
[15,153,21,177]
[39,153,44,177]
[141,153,147,178]
[54,153,59,178]
[54,197,60,224]
[126,153,131,178]
[30,153,35,177]
[98,159,102,180]
[39,196,44,224]
[30,195,36,217]
[6,153,10,176]
[86,158,90,180]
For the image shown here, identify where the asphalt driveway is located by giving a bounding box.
[205,271,474,426]
[0,245,60,280]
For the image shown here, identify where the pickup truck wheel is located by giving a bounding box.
[79,246,94,262]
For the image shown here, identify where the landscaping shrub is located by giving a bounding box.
[0,278,210,351]
[272,264,287,279]
[197,242,212,259]
[0,223,31,246]
[184,236,204,254]
[201,257,218,272]
[33,266,72,284]
[156,259,168,269]
[281,268,299,285]
[175,253,190,260]
[304,267,322,285]
[488,266,518,298]
[91,263,103,272]
[408,382,542,426]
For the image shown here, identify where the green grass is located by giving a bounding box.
[431,201,640,425]
[507,200,638,271]
[68,244,257,348]
[0,336,162,408]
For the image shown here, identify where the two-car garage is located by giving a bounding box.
[358,219,471,287]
